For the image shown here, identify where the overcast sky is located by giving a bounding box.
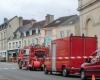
[0,0,78,23]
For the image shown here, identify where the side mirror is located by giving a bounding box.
[85,58,91,63]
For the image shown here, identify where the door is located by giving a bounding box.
[52,44,56,71]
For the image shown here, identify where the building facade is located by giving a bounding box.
[0,16,23,61]
[22,14,54,47]
[78,0,100,47]
[7,18,35,61]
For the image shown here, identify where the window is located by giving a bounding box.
[1,33,2,40]
[9,43,11,49]
[34,38,38,44]
[60,31,64,38]
[32,30,36,35]
[35,28,40,34]
[26,31,30,36]
[38,29,40,34]
[16,42,18,48]
[28,40,30,45]
[14,34,17,38]
[24,40,26,46]
[21,32,23,37]
[32,39,34,43]
[13,42,15,48]
[24,49,29,56]
[19,41,21,48]
[4,32,6,38]
[9,25,11,27]
[56,32,60,38]
[46,30,52,36]
[66,30,71,36]
[55,20,61,23]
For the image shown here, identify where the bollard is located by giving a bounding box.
[92,74,95,80]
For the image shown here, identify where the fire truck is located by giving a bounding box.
[44,35,97,76]
[17,45,49,71]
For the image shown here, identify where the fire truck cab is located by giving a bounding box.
[27,45,49,71]
[17,47,30,69]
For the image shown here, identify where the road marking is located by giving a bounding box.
[0,68,18,70]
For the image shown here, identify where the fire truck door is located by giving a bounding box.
[52,44,56,71]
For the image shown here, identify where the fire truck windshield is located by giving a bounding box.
[97,52,100,56]
[35,51,46,58]
[24,49,29,56]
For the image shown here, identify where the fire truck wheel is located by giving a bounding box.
[32,67,35,71]
[19,61,22,69]
[62,68,68,77]
[29,67,32,71]
[44,67,48,74]
[41,67,44,71]
[19,66,22,69]
[80,70,86,80]
[49,71,52,75]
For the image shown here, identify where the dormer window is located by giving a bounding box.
[32,30,36,35]
[9,25,11,28]
[38,29,40,34]
[26,31,30,36]
[14,34,17,38]
[21,32,23,37]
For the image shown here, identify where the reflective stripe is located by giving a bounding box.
[46,57,49,59]
[96,56,99,58]
[71,57,75,59]
[64,57,69,59]
[89,56,93,58]
[58,57,63,59]
[77,56,81,59]
[83,56,88,59]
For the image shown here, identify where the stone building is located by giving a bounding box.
[7,18,35,62]
[26,20,46,46]
[78,0,100,47]
[0,16,22,61]
[0,16,35,61]
[44,15,80,46]
[22,14,54,47]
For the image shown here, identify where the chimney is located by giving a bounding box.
[4,18,8,23]
[31,19,36,25]
[19,17,23,27]
[45,14,54,25]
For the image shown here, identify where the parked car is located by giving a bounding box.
[80,49,100,80]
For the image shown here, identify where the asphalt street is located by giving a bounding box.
[0,62,80,80]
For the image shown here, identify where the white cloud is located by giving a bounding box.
[0,0,78,23]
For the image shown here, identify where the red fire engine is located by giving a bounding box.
[44,35,97,77]
[17,45,49,71]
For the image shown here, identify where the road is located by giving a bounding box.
[0,62,80,80]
